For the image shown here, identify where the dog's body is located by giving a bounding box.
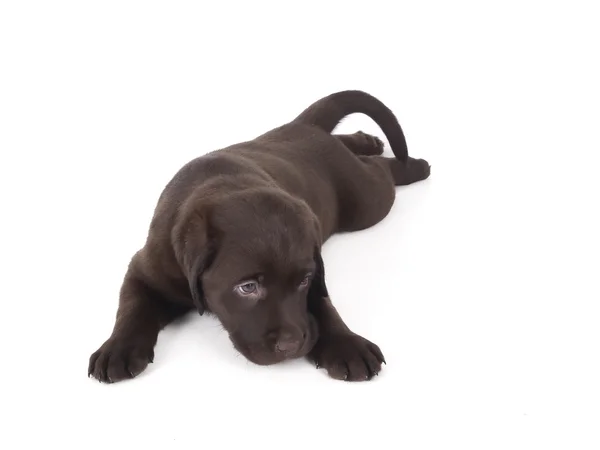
[89,90,430,382]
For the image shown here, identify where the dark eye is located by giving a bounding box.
[235,281,259,296]
[299,273,312,289]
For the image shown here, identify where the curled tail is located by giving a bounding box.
[293,90,408,162]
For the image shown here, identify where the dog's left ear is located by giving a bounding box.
[308,247,329,305]
[307,214,328,304]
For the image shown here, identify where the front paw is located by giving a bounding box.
[309,332,385,381]
[88,337,154,383]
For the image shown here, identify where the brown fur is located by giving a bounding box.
[88,90,430,382]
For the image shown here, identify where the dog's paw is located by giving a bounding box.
[88,337,154,383]
[310,332,385,381]
[409,157,431,180]
[355,131,385,155]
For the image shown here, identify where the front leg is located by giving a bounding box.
[88,262,190,383]
[308,295,385,381]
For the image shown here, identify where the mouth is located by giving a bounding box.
[231,315,320,366]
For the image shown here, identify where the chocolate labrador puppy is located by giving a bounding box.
[88,90,430,383]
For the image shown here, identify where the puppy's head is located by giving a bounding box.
[173,186,326,365]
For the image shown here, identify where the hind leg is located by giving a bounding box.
[361,156,431,186]
[335,131,384,156]
[336,155,397,232]
[336,131,431,185]
[335,153,430,232]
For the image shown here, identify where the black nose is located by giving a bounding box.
[274,331,301,354]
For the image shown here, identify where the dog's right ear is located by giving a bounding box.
[171,209,214,315]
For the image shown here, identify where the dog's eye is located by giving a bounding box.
[298,273,312,289]
[236,281,259,296]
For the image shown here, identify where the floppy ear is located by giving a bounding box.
[172,210,215,315]
[186,253,210,315]
[308,247,329,304]
[307,214,328,304]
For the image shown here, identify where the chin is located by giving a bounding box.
[228,314,321,365]
[247,350,290,366]
[231,327,319,366]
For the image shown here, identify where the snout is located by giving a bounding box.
[269,330,304,356]
[231,316,319,366]
[229,314,319,365]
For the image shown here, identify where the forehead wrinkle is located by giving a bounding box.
[245,232,295,269]
[232,226,311,276]
[214,197,315,277]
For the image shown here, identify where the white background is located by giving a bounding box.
[1,1,599,449]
